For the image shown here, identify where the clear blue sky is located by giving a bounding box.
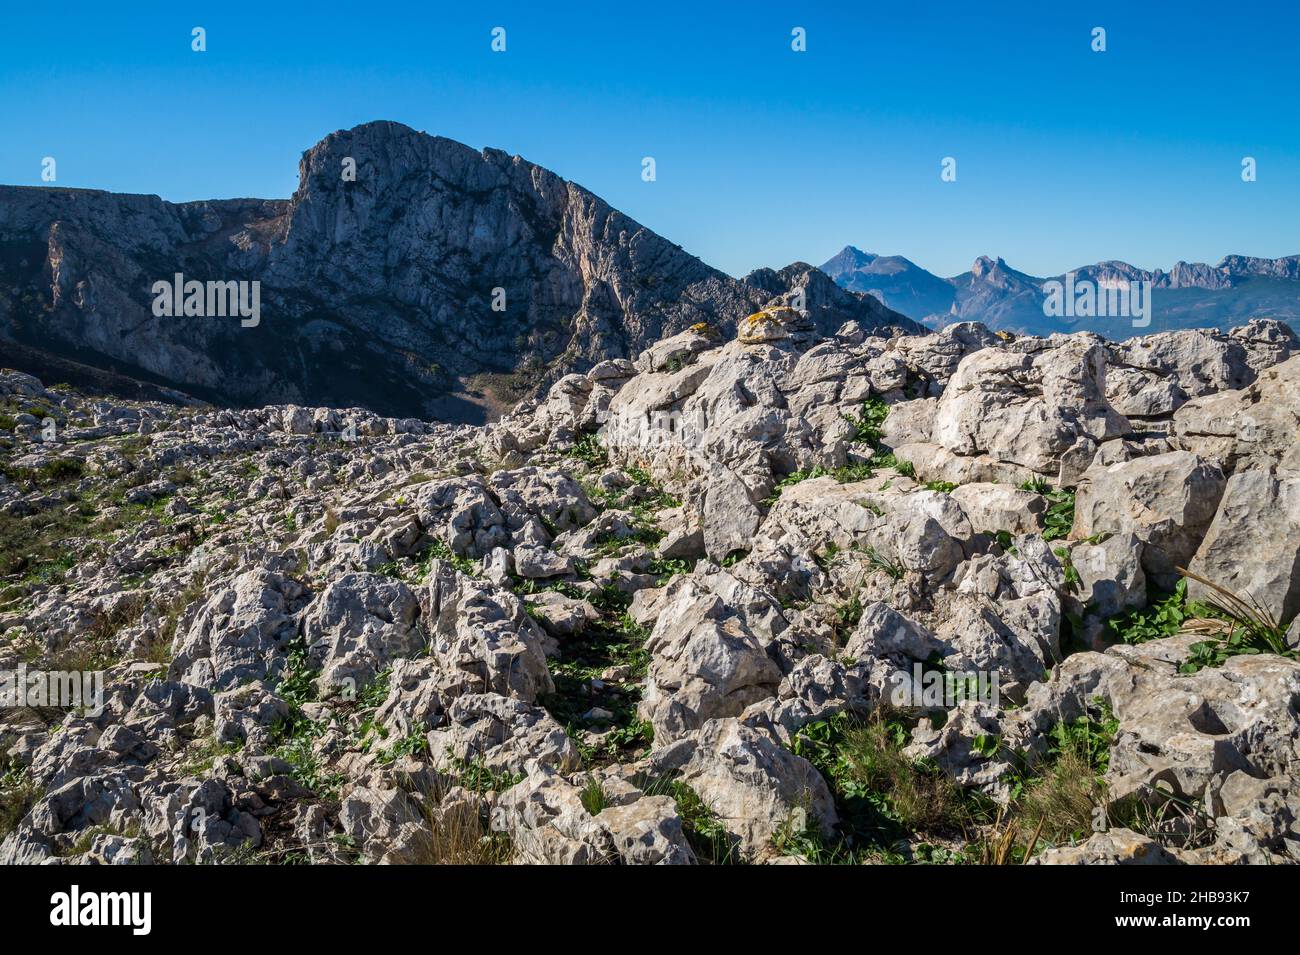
[2,1,1297,278]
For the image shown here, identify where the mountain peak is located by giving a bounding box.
[820,246,878,273]
[0,124,919,421]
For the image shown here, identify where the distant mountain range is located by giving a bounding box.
[820,246,1300,338]
[0,122,918,422]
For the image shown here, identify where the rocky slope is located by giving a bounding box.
[822,245,1300,337]
[0,123,918,423]
[2,311,1299,865]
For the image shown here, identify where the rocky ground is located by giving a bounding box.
[2,304,1298,865]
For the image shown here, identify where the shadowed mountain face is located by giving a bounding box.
[820,245,1300,338]
[0,122,919,422]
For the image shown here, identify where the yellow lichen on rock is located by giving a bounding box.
[738,307,801,343]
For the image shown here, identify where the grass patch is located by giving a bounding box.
[0,766,40,842]
[591,525,663,556]
[1004,699,1118,853]
[540,611,653,766]
[1,456,85,490]
[448,757,525,794]
[579,776,609,816]
[784,701,1122,864]
[788,712,987,863]
[0,501,98,584]
[177,734,245,777]
[419,538,478,577]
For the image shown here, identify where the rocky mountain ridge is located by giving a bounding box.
[822,245,1300,337]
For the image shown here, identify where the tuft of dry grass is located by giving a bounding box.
[839,716,966,832]
[1014,744,1105,850]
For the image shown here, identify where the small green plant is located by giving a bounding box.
[567,433,609,469]
[624,464,654,486]
[813,540,841,570]
[837,462,878,482]
[274,638,319,707]
[603,718,653,753]
[872,454,914,477]
[862,545,904,581]
[579,776,609,816]
[1175,567,1294,673]
[1053,547,1081,591]
[766,463,876,503]
[177,734,245,777]
[376,730,431,764]
[450,757,525,793]
[1016,479,1075,541]
[420,538,478,577]
[1042,489,1075,542]
[269,713,342,798]
[647,555,695,583]
[1105,579,1196,644]
[592,524,663,556]
[1046,699,1119,774]
[923,480,957,493]
[844,398,889,447]
[588,582,632,613]
[832,594,864,644]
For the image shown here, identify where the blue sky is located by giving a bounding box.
[2,1,1297,278]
